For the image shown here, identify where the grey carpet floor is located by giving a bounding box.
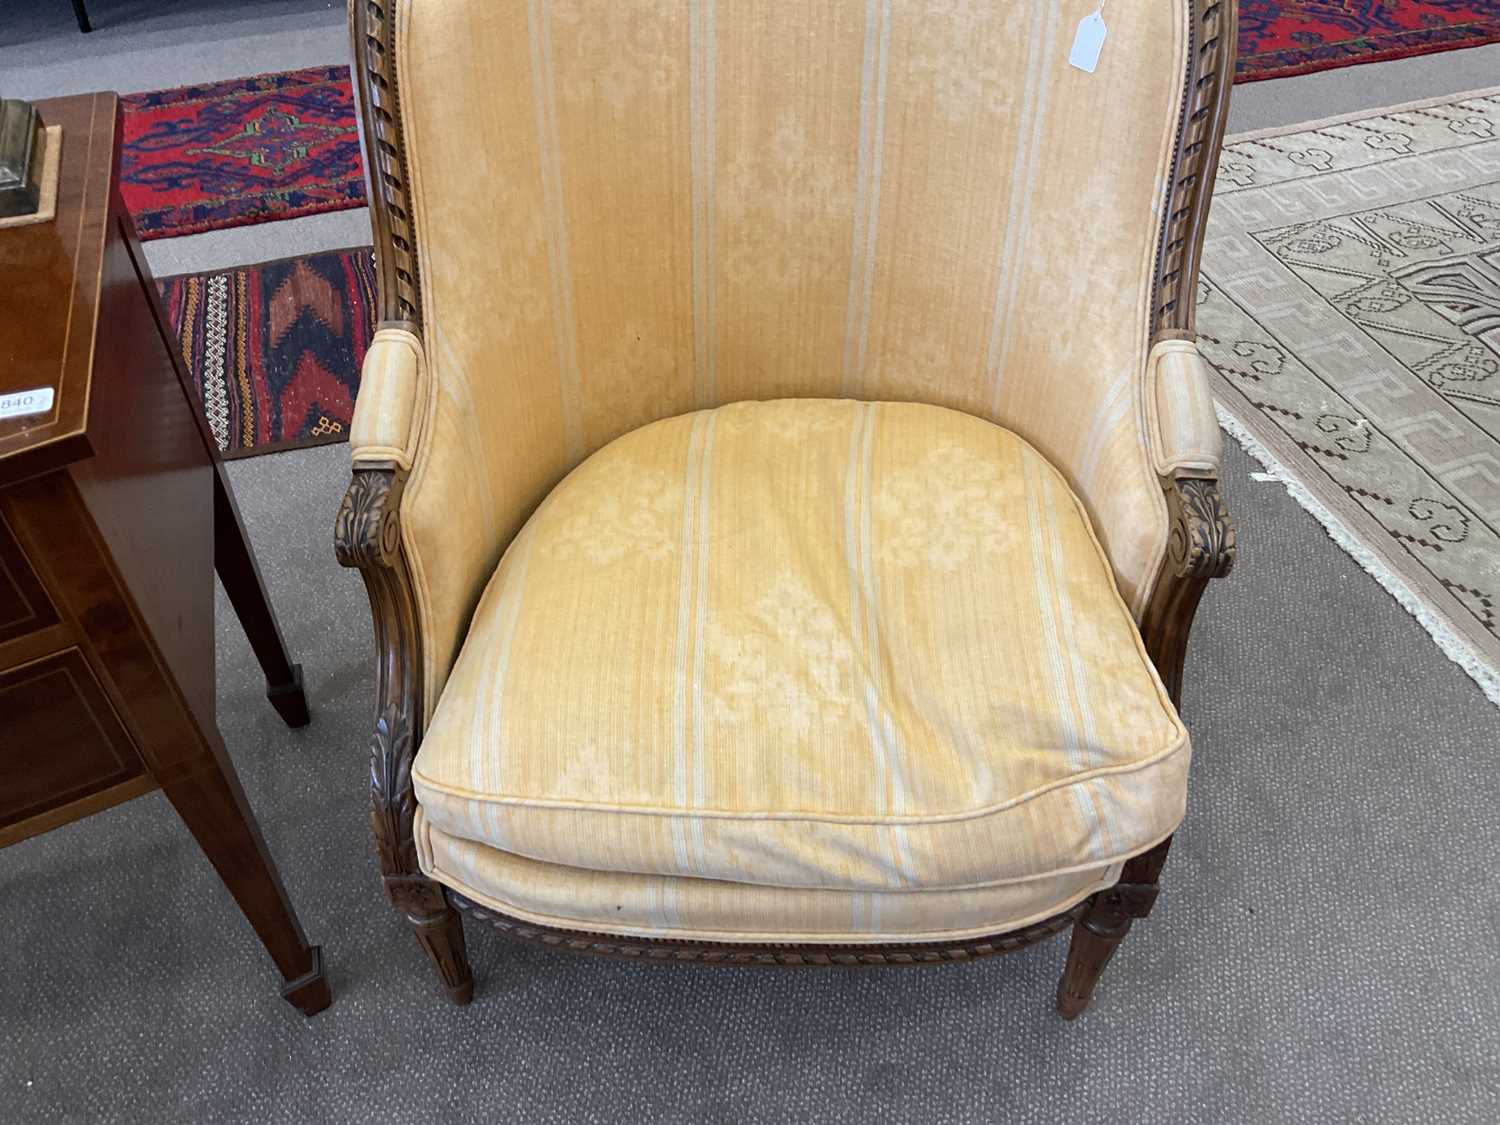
[4,3,1500,1123]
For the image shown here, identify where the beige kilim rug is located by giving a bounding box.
[1199,88,1500,705]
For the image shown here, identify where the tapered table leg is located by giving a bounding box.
[213,468,310,728]
[70,0,92,33]
[159,739,332,1016]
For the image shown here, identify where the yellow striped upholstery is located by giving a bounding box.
[350,328,424,469]
[1147,340,1223,477]
[411,400,1188,937]
[384,0,1191,715]
[416,810,1123,943]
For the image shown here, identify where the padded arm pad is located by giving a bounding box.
[351,327,425,469]
[1146,339,1222,477]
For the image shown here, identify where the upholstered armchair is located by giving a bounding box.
[336,0,1236,1018]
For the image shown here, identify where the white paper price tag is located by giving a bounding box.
[0,386,56,421]
[1068,9,1108,74]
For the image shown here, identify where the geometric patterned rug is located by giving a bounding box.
[1200,87,1500,704]
[1236,1,1500,83]
[121,65,363,240]
[156,247,377,458]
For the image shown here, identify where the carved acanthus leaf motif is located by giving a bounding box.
[334,467,403,569]
[369,702,419,877]
[1166,476,1236,579]
[336,461,426,896]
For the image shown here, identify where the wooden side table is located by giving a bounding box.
[0,94,331,1017]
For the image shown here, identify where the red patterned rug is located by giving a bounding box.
[1237,1,1500,81]
[157,248,377,458]
[121,66,365,240]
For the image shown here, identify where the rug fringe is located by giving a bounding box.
[1215,403,1500,709]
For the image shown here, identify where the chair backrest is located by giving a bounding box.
[356,0,1233,702]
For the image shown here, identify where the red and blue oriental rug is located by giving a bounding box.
[121,65,365,240]
[157,248,377,458]
[1238,1,1500,82]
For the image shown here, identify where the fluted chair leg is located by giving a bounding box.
[409,903,475,1005]
[1056,838,1171,1019]
[386,874,475,1004]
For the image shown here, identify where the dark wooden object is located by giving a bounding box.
[0,93,328,1016]
[0,99,46,218]
[337,0,1239,1016]
[70,0,93,34]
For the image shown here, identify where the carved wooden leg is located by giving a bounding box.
[386,874,474,1004]
[410,903,475,1005]
[1056,838,1171,1019]
[339,467,474,1005]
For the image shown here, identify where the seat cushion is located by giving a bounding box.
[414,400,1188,906]
[415,810,1122,944]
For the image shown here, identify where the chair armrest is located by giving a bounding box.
[1146,339,1222,478]
[350,325,424,469]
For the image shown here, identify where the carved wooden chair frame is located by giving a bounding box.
[335,0,1238,1017]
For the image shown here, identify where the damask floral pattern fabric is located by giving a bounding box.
[1200,89,1500,700]
[412,400,1189,903]
[389,0,1187,711]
